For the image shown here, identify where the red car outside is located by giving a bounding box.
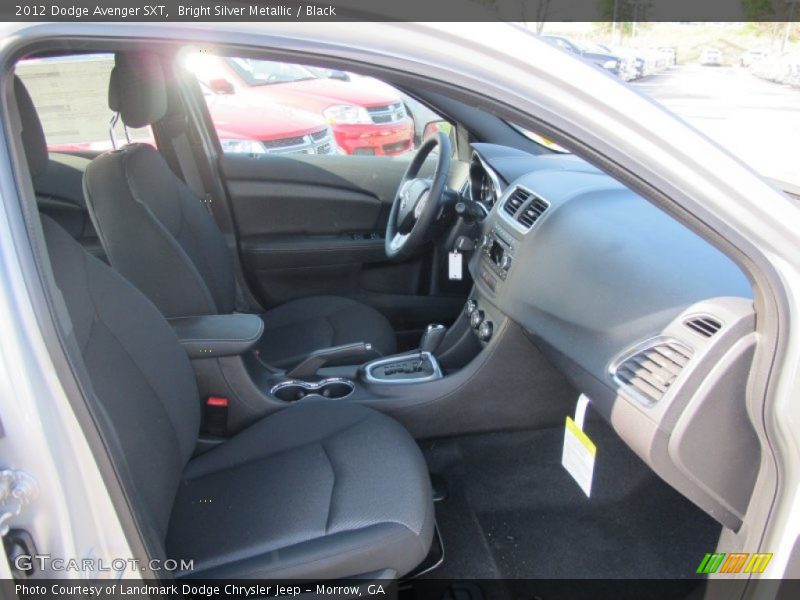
[15,54,334,157]
[200,82,336,156]
[189,56,415,156]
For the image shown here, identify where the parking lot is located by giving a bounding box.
[632,64,800,186]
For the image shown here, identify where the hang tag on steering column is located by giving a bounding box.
[448,251,463,280]
[561,394,596,498]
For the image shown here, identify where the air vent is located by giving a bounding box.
[684,316,722,338]
[503,187,531,216]
[517,196,549,228]
[614,341,693,405]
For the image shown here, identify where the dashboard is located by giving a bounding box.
[468,151,502,209]
[465,143,759,531]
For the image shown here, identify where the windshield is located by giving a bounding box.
[518,23,800,190]
[512,126,570,153]
[227,58,320,86]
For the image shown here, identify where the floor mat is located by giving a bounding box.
[421,415,721,580]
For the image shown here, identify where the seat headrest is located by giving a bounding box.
[12,76,48,178]
[108,52,167,129]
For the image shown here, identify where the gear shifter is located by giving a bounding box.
[419,324,447,355]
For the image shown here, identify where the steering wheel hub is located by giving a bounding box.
[397,179,430,233]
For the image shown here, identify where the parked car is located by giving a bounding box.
[589,43,639,81]
[658,46,678,66]
[751,51,800,86]
[541,35,623,77]
[604,46,643,81]
[188,55,414,156]
[740,48,768,68]
[16,55,336,157]
[700,48,722,66]
[312,69,443,147]
[200,81,336,155]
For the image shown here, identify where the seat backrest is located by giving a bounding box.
[83,52,235,318]
[15,73,200,540]
[13,75,103,256]
[42,214,201,539]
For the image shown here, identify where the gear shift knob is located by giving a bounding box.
[420,323,447,355]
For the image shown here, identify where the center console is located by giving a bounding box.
[363,352,443,383]
[477,223,517,291]
[270,377,355,402]
[169,220,512,438]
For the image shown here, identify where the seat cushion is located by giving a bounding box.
[257,295,397,368]
[167,401,434,579]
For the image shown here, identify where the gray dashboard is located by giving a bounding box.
[467,143,759,531]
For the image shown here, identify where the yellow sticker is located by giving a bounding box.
[565,417,597,456]
[562,416,597,497]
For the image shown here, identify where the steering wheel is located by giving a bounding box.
[385,131,452,261]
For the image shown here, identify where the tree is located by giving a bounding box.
[597,0,653,41]
[516,0,551,34]
[741,0,798,49]
[741,0,798,21]
[597,0,653,22]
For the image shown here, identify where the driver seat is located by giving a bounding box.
[83,52,396,367]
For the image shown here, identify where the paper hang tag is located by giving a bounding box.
[448,251,463,280]
[561,394,596,498]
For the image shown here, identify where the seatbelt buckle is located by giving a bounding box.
[205,396,229,436]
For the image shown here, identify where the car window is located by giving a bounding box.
[15,54,153,152]
[228,59,319,86]
[183,52,449,158]
[532,24,800,190]
[515,128,570,153]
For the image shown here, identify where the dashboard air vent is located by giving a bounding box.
[684,316,722,338]
[517,196,549,229]
[614,341,693,405]
[503,187,531,216]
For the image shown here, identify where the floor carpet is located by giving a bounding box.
[419,414,721,583]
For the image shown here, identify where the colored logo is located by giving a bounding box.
[696,552,773,574]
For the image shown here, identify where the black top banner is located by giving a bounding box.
[3,0,800,22]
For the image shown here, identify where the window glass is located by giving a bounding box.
[532,23,800,188]
[15,54,152,152]
[183,52,448,157]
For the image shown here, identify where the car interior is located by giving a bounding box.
[6,41,762,586]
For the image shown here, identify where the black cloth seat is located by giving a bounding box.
[16,74,432,579]
[12,77,100,255]
[258,295,394,368]
[168,401,433,578]
[40,215,433,579]
[81,52,396,366]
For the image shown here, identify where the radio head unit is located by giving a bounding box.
[481,226,515,279]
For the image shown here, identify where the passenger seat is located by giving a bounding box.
[15,77,434,579]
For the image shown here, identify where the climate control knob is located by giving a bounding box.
[470,309,485,329]
[478,320,494,342]
[464,300,477,317]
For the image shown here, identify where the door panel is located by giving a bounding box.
[228,180,383,237]
[221,153,465,333]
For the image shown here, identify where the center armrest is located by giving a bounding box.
[168,314,264,358]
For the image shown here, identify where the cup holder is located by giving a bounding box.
[270,378,355,402]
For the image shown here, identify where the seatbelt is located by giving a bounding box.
[169,125,250,313]
[172,131,214,215]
